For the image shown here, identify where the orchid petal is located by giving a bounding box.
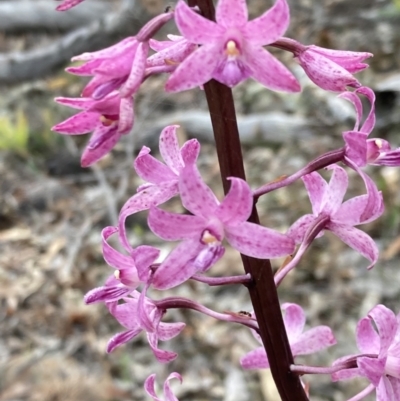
[327,222,379,269]
[174,0,224,44]
[369,305,398,356]
[358,356,386,387]
[151,240,204,290]
[216,0,248,28]
[165,43,221,92]
[240,347,270,369]
[215,178,253,225]
[164,373,182,401]
[286,214,317,244]
[321,165,348,215]
[245,45,300,92]
[81,125,121,167]
[106,329,141,353]
[159,125,184,173]
[226,221,295,258]
[148,207,204,241]
[147,331,179,363]
[179,164,219,218]
[118,183,179,251]
[339,91,363,131]
[343,131,368,167]
[282,303,305,340]
[101,226,135,270]
[302,172,328,215]
[356,317,381,354]
[118,97,134,133]
[244,0,289,45]
[134,146,177,184]
[291,326,336,356]
[157,322,186,341]
[120,42,149,98]
[52,111,98,134]
[180,138,200,165]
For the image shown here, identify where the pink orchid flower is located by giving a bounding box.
[341,87,400,168]
[55,0,85,11]
[166,0,300,92]
[84,226,160,304]
[287,165,383,270]
[107,292,185,363]
[118,125,200,251]
[241,303,336,369]
[296,45,372,92]
[52,92,133,166]
[332,305,400,401]
[148,164,295,290]
[145,373,182,401]
[67,36,148,99]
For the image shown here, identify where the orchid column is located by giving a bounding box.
[186,0,307,400]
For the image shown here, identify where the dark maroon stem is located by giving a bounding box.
[186,1,308,400]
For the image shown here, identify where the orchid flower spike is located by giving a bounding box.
[241,303,336,369]
[145,373,182,401]
[332,304,400,401]
[118,125,200,251]
[148,163,295,290]
[52,92,133,166]
[166,0,300,92]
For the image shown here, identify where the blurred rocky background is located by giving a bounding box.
[1,0,400,400]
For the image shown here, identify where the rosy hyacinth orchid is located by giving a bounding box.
[241,303,336,369]
[52,92,133,166]
[145,373,182,401]
[55,0,85,11]
[67,36,148,99]
[148,164,295,290]
[296,45,372,92]
[118,125,200,251]
[341,87,400,168]
[286,165,383,270]
[107,292,185,362]
[84,226,160,304]
[166,0,300,92]
[332,305,400,401]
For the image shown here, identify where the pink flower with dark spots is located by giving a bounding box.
[52,92,133,166]
[332,305,400,401]
[84,226,160,304]
[166,0,300,92]
[107,292,185,362]
[68,37,148,99]
[118,125,200,251]
[296,45,372,91]
[341,87,400,168]
[287,165,383,270]
[241,303,336,369]
[148,164,295,290]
